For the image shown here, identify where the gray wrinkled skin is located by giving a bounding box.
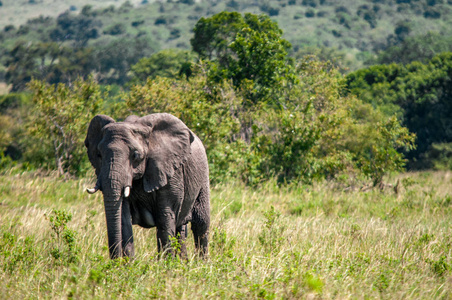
[85,113,210,259]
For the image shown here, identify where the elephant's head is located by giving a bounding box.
[85,113,194,258]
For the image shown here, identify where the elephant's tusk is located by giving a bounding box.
[86,187,99,194]
[124,186,131,198]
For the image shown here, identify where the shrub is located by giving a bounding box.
[305,9,316,17]
[346,53,452,169]
[123,74,243,184]
[103,23,126,35]
[124,59,413,185]
[26,77,104,176]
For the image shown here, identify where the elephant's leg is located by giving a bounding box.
[156,210,176,256]
[121,199,135,258]
[176,224,188,259]
[191,187,210,257]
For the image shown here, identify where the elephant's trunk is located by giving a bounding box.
[101,169,129,259]
[97,146,135,259]
[103,195,123,259]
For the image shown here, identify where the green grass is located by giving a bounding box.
[1,169,452,298]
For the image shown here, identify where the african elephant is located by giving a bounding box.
[85,113,210,259]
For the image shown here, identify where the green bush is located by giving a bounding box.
[26,77,104,176]
[124,59,413,185]
[422,143,452,170]
[0,57,413,186]
[346,52,452,169]
[0,11,415,185]
[129,49,196,85]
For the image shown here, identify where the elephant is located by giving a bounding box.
[84,113,210,259]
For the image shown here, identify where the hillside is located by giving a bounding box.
[1,0,452,70]
[0,0,144,28]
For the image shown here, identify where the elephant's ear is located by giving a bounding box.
[124,115,140,123]
[85,115,115,175]
[139,113,195,193]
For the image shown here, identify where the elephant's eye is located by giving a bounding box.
[132,151,142,163]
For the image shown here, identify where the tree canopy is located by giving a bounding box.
[0,10,433,185]
[192,12,295,105]
[346,52,452,169]
[129,49,196,85]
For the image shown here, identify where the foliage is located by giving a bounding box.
[5,41,40,92]
[123,74,243,183]
[258,206,285,254]
[93,37,158,85]
[3,13,158,90]
[352,116,416,186]
[0,11,413,185]
[0,11,416,184]
[26,77,104,176]
[0,93,32,164]
[421,143,452,171]
[5,41,96,91]
[257,59,415,185]
[2,0,452,86]
[346,52,452,169]
[192,12,295,105]
[129,49,196,85]
[123,57,413,185]
[50,10,101,47]
[45,209,79,263]
[191,11,244,61]
[371,32,452,65]
[0,113,13,155]
[291,45,355,72]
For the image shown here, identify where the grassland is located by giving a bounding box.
[1,169,452,298]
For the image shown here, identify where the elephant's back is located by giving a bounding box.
[185,134,209,188]
[191,135,208,170]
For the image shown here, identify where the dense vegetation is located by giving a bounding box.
[346,52,452,169]
[1,2,451,178]
[1,11,418,187]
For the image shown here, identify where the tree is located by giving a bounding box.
[191,12,295,105]
[129,49,196,85]
[346,52,452,169]
[26,77,104,176]
[191,11,244,61]
[373,32,452,65]
[50,11,101,47]
[0,93,32,163]
[5,41,40,92]
[5,41,96,91]
[227,14,295,104]
[94,37,157,85]
[46,47,96,84]
[124,59,414,185]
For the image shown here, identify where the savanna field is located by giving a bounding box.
[1,168,451,299]
[2,1,452,299]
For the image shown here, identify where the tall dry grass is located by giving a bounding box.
[1,169,451,298]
